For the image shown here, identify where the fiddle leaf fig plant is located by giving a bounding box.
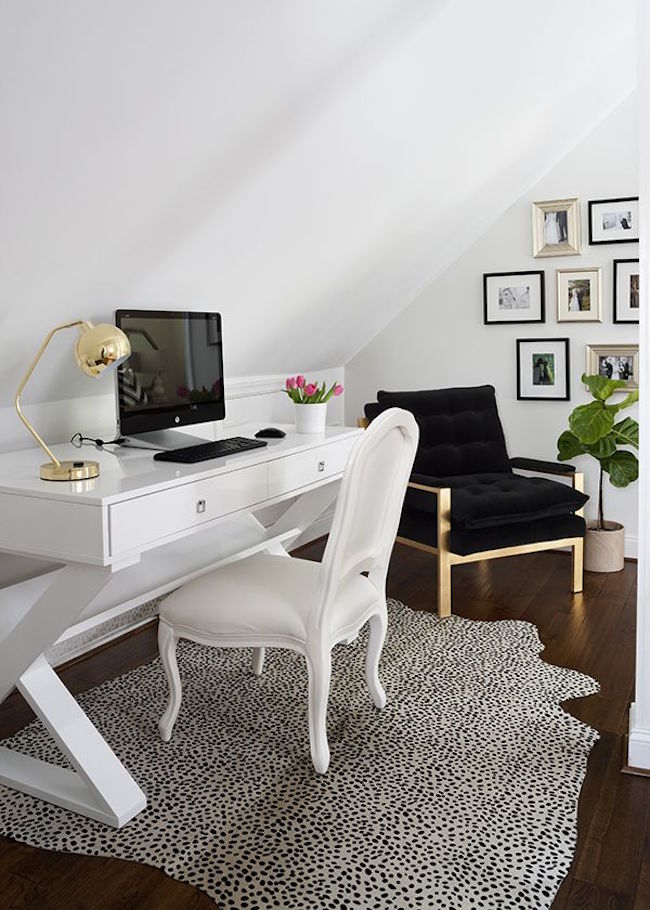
[557,373,639,529]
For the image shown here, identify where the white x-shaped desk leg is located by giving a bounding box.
[0,563,146,828]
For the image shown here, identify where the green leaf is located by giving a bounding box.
[582,373,626,401]
[602,450,639,488]
[569,401,614,444]
[584,435,617,459]
[612,416,639,448]
[557,430,586,461]
[612,389,639,412]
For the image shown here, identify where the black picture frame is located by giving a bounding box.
[588,196,639,245]
[613,258,640,324]
[516,338,570,401]
[483,270,545,324]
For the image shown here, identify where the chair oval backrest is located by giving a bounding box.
[312,408,419,630]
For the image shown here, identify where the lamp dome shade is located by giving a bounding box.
[75,322,131,377]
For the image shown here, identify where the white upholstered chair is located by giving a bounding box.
[157,408,419,773]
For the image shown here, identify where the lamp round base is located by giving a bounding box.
[40,460,100,481]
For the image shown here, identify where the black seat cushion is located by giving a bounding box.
[398,507,586,556]
[366,386,511,477]
[406,472,589,530]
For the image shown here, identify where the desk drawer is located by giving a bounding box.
[267,438,354,499]
[109,464,268,556]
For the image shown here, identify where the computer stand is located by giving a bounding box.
[118,429,213,451]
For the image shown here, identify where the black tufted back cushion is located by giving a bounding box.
[365,386,511,477]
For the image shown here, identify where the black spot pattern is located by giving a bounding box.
[0,600,599,909]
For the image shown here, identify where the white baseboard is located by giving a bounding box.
[627,704,650,771]
[625,534,638,559]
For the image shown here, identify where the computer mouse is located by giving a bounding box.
[255,427,286,439]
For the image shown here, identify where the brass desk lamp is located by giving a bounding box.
[15,320,131,481]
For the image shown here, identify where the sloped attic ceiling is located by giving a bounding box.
[0,0,635,406]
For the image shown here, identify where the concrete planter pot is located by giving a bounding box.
[584,519,625,573]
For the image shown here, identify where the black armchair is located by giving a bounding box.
[363,386,588,617]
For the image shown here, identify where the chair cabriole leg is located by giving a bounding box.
[252,647,265,676]
[158,621,182,743]
[365,610,387,708]
[306,646,331,774]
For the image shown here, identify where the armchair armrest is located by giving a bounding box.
[408,481,445,494]
[404,477,452,562]
[510,457,576,476]
[407,472,449,496]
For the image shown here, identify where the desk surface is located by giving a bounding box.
[0,423,361,506]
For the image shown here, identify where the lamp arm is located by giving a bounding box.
[14,320,86,467]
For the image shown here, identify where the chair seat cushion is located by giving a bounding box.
[398,506,586,556]
[405,472,588,530]
[160,553,378,643]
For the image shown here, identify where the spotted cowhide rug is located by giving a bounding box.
[0,600,598,909]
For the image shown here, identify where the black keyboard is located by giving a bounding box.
[153,436,268,464]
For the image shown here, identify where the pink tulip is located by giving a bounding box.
[333,384,344,396]
[304,383,317,397]
[296,374,306,388]
[286,376,297,390]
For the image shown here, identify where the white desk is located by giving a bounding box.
[0,423,361,827]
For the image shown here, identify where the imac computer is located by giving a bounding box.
[115,310,226,450]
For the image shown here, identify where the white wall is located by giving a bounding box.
[0,367,345,455]
[627,0,650,770]
[0,1,635,415]
[346,95,640,555]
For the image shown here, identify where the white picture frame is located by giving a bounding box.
[556,267,602,323]
[586,344,639,390]
[532,198,581,258]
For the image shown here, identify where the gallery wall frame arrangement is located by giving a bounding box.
[532,198,581,258]
[585,343,639,390]
[516,338,570,401]
[613,258,640,324]
[588,196,639,245]
[556,267,602,323]
[483,271,545,324]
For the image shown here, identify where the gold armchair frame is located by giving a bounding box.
[358,417,585,617]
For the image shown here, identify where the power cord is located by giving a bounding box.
[70,432,125,449]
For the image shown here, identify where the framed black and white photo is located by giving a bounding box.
[483,271,545,324]
[588,197,639,244]
[556,267,602,322]
[586,344,639,390]
[613,258,640,324]
[516,338,570,401]
[532,198,581,258]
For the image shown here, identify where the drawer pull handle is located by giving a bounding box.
[318,460,325,472]
[196,499,207,514]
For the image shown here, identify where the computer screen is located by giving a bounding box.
[115,310,225,437]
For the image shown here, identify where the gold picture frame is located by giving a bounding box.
[585,344,639,390]
[557,267,602,322]
[532,198,581,258]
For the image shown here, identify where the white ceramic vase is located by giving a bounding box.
[584,519,625,573]
[294,402,327,434]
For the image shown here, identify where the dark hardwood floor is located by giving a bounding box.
[0,542,645,909]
